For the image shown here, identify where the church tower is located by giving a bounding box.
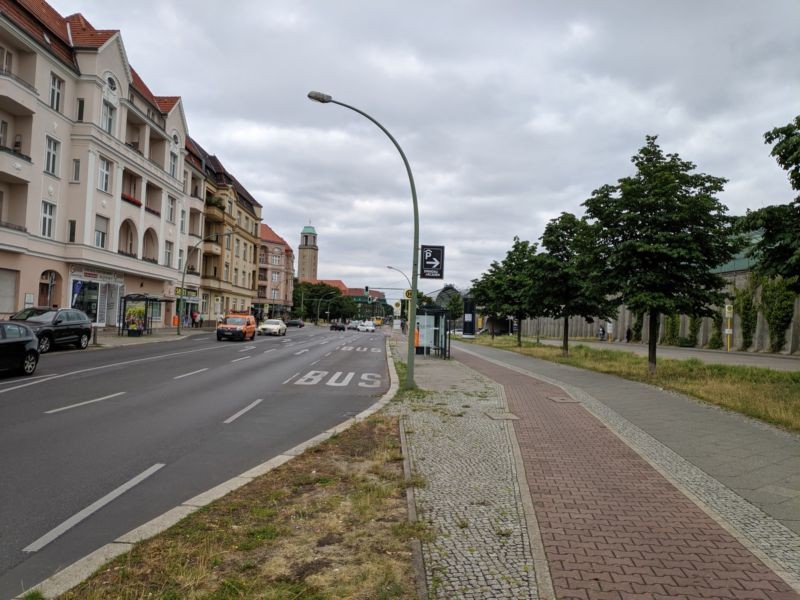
[298,224,318,282]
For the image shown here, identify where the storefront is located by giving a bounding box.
[175,286,200,326]
[69,265,125,326]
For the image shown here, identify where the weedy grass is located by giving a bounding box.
[470,337,800,432]
[58,416,419,600]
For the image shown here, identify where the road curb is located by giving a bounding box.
[19,335,400,599]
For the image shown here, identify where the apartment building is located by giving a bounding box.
[256,223,294,319]
[0,1,263,326]
[187,136,261,319]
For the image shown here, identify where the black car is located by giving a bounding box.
[286,319,304,328]
[10,307,92,354]
[0,321,39,376]
[329,322,345,331]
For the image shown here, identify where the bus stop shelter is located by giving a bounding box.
[117,293,167,336]
[415,305,450,358]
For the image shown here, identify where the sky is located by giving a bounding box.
[47,0,800,306]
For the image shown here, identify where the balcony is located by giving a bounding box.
[0,69,38,115]
[205,204,224,223]
[203,240,222,255]
[0,146,33,183]
[121,192,142,207]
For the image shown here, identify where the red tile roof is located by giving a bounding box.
[155,96,180,113]
[130,68,160,112]
[65,13,116,48]
[18,0,69,43]
[3,0,76,69]
[259,224,290,247]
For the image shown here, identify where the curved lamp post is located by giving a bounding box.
[177,231,231,335]
[308,90,419,388]
[315,291,338,324]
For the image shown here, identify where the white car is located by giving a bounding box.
[357,321,376,332]
[258,319,287,336]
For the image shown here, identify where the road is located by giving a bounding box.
[0,326,388,597]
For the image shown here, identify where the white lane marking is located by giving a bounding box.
[0,373,59,386]
[263,348,276,354]
[174,368,208,380]
[0,346,222,396]
[281,339,292,343]
[45,392,126,414]
[231,356,251,363]
[324,352,332,357]
[282,372,300,384]
[23,463,165,552]
[239,345,256,352]
[294,349,309,355]
[224,399,263,424]
[310,360,320,366]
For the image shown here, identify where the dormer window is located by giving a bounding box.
[107,76,116,91]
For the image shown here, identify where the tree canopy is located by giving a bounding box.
[582,135,737,372]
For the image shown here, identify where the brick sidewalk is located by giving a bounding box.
[457,350,799,600]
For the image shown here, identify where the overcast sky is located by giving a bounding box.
[48,0,800,305]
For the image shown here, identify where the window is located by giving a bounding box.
[169,152,177,177]
[224,262,230,281]
[102,101,115,134]
[0,46,13,72]
[167,197,176,222]
[49,73,63,111]
[72,159,80,182]
[237,211,241,226]
[227,200,233,214]
[45,136,60,176]
[180,209,186,233]
[271,272,279,283]
[76,98,84,122]
[41,201,55,238]
[178,248,184,271]
[225,230,231,250]
[0,120,7,147]
[97,157,110,192]
[234,268,239,286]
[106,76,116,91]
[270,254,281,266]
[235,239,240,257]
[94,215,109,248]
[164,241,173,267]
[271,289,279,300]
[68,219,76,242]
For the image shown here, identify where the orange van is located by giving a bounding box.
[216,312,256,341]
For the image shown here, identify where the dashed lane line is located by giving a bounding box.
[223,399,263,424]
[45,392,126,414]
[174,368,208,380]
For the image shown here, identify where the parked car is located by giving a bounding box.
[258,319,287,336]
[10,307,92,354]
[286,319,304,328]
[347,321,361,330]
[0,321,39,376]
[329,322,345,331]
[357,321,376,333]
[216,313,256,341]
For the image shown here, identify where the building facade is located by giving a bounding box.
[0,2,268,327]
[256,223,294,319]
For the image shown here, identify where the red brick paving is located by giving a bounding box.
[455,350,799,600]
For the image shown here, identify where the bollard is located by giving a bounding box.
[92,324,99,346]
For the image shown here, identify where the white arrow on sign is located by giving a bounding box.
[426,256,440,269]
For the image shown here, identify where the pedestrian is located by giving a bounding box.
[598,326,606,341]
[191,310,198,328]
[199,314,204,328]
[626,327,632,343]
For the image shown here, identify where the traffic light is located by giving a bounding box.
[364,286,369,294]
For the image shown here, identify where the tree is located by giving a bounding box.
[736,115,800,291]
[582,136,738,374]
[471,237,543,346]
[445,293,464,322]
[537,212,618,356]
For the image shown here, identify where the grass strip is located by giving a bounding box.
[54,415,422,600]
[469,336,800,433]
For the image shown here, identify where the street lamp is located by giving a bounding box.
[309,90,420,388]
[177,231,231,335]
[315,291,338,324]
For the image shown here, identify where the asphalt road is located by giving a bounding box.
[0,326,388,598]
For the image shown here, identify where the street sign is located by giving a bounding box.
[420,245,444,279]
[724,304,733,318]
[404,289,413,300]
[394,301,401,308]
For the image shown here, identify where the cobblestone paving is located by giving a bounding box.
[387,347,542,598]
[457,350,800,600]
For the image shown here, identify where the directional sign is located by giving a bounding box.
[420,245,444,279]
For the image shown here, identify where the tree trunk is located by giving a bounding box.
[648,309,659,374]
[562,315,569,356]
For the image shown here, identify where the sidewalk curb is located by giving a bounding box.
[19,337,400,599]
[455,344,800,594]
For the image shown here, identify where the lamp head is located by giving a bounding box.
[307,90,332,103]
